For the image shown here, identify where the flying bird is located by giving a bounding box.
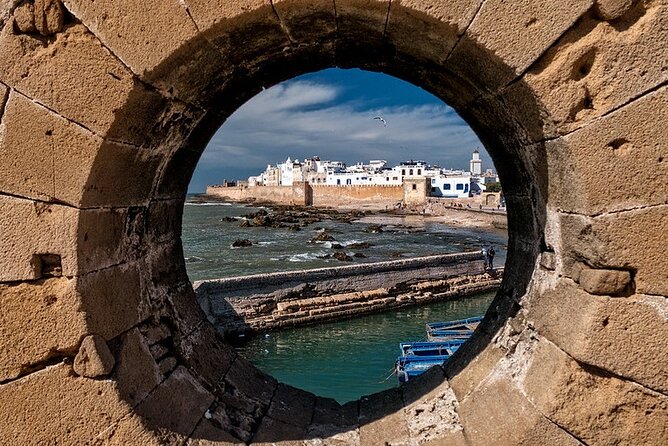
[373,116,387,126]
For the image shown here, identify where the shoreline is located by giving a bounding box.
[191,193,508,231]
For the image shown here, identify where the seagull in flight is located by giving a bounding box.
[373,116,387,127]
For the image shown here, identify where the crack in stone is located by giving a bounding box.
[269,0,296,44]
[382,0,392,37]
[555,202,668,219]
[445,0,487,61]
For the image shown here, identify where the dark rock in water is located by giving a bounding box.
[390,251,404,258]
[288,225,301,231]
[253,215,270,226]
[353,253,367,258]
[347,242,373,249]
[317,254,332,259]
[333,251,353,262]
[220,216,237,222]
[365,224,383,233]
[239,220,252,228]
[311,231,336,242]
[331,243,344,250]
[232,239,253,247]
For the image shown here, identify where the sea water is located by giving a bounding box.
[182,198,506,402]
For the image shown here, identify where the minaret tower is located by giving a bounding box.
[470,149,482,175]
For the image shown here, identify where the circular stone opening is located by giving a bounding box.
[183,67,509,404]
[69,3,548,443]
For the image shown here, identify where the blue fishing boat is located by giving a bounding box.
[426,316,482,341]
[395,315,484,383]
[400,339,466,357]
[395,354,451,383]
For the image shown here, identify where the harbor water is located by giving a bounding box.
[182,198,505,402]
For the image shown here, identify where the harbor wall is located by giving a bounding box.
[194,252,501,338]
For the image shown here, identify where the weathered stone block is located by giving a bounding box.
[595,0,635,20]
[133,366,214,437]
[448,0,593,92]
[560,207,668,296]
[0,363,132,445]
[385,0,482,64]
[524,338,668,445]
[447,342,505,401]
[0,23,170,146]
[457,378,580,445]
[252,416,306,445]
[525,2,668,135]
[224,356,277,406]
[402,368,464,444]
[529,280,668,394]
[34,0,63,36]
[187,415,242,445]
[273,0,337,44]
[0,91,161,206]
[0,277,86,381]
[174,322,237,389]
[114,328,162,408]
[578,267,631,295]
[540,251,556,270]
[546,87,668,215]
[359,387,410,446]
[13,1,35,33]
[73,334,115,378]
[267,384,316,429]
[64,0,197,76]
[76,263,143,340]
[0,195,78,281]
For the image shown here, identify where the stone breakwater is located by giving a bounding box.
[194,252,501,338]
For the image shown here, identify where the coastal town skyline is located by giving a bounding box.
[189,68,492,192]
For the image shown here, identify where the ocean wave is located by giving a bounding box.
[257,241,276,246]
[286,252,325,262]
[184,202,233,206]
[185,256,205,263]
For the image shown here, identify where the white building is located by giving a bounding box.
[429,174,472,198]
[470,150,482,176]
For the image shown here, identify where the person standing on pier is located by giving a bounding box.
[488,245,496,270]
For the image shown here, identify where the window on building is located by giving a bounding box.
[456,184,464,190]
[346,179,352,185]
[444,184,451,190]
[393,176,398,181]
[337,179,341,185]
[431,187,437,192]
[402,169,406,176]
[386,177,389,182]
[417,169,422,175]
[464,184,469,193]
[431,178,436,184]
[409,169,414,175]
[412,184,417,190]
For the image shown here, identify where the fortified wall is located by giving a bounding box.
[195,252,499,337]
[0,0,666,445]
[207,182,407,208]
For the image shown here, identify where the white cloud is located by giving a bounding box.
[193,79,490,190]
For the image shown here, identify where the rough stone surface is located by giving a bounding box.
[595,0,636,20]
[0,0,666,444]
[0,363,132,445]
[34,0,64,36]
[560,207,668,296]
[529,280,668,394]
[64,0,198,76]
[578,266,632,295]
[525,338,668,445]
[0,277,86,381]
[73,334,115,378]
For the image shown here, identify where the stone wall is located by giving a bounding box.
[207,183,405,208]
[0,0,666,445]
[194,252,496,337]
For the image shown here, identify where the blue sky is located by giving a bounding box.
[189,68,491,193]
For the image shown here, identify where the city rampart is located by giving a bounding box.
[0,1,666,445]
